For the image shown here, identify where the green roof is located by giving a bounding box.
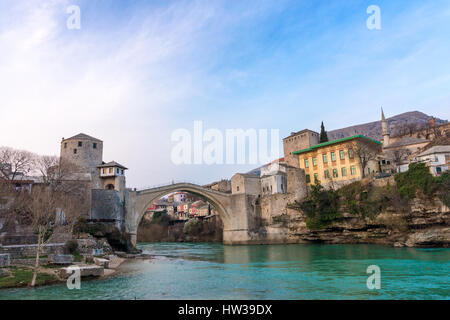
[292,135,381,155]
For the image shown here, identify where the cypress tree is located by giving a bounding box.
[319,121,329,143]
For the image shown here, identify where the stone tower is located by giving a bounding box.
[283,129,320,167]
[381,108,390,148]
[60,133,103,188]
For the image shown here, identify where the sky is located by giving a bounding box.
[0,0,449,187]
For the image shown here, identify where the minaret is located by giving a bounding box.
[381,108,390,147]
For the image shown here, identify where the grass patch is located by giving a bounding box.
[73,252,83,262]
[0,267,59,289]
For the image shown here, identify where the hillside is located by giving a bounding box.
[328,111,447,141]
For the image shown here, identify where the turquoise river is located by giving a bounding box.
[1,243,449,299]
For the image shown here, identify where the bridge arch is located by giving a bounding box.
[125,183,234,247]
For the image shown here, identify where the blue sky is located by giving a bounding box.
[0,0,449,187]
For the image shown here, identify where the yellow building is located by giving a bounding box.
[293,135,382,187]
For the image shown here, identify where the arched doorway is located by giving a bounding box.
[106,184,115,190]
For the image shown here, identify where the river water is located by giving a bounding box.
[1,243,449,300]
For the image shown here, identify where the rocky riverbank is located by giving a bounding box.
[0,235,150,290]
[137,214,223,243]
[252,170,450,247]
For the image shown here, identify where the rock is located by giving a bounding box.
[0,254,10,267]
[76,238,113,255]
[50,254,74,265]
[394,242,405,247]
[0,268,11,277]
[82,254,94,263]
[94,257,110,268]
[60,265,104,278]
[114,251,127,258]
[405,228,450,247]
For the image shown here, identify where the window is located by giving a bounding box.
[368,168,371,175]
[237,186,240,192]
[350,166,356,175]
[312,157,317,166]
[339,150,345,160]
[387,161,390,165]
[333,169,338,178]
[348,148,354,159]
[341,167,347,177]
[64,142,67,149]
[73,148,77,154]
[102,169,106,174]
[331,152,336,161]
[304,159,309,168]
[109,168,112,174]
[314,173,319,183]
[382,160,386,164]
[117,168,120,174]
[323,154,328,163]
[306,174,311,183]
[121,169,124,174]
[78,141,82,147]
[93,143,97,149]
[324,170,330,179]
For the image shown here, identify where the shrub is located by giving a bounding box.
[394,162,437,199]
[183,219,202,235]
[435,171,450,207]
[299,184,340,230]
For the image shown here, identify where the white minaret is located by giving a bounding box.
[381,108,390,147]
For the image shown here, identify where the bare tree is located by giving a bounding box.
[355,143,380,178]
[0,147,36,181]
[24,156,86,287]
[391,148,412,167]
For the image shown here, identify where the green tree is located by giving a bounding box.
[319,121,329,143]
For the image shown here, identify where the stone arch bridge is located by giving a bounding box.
[124,183,252,247]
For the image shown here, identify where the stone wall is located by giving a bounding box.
[91,189,124,221]
[0,243,66,259]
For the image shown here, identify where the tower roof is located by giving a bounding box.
[63,133,103,142]
[98,161,128,170]
[381,107,386,121]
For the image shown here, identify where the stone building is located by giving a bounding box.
[260,160,288,195]
[60,133,104,189]
[413,145,450,176]
[230,173,261,195]
[283,129,320,167]
[60,133,128,225]
[98,161,127,200]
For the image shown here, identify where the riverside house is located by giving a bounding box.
[294,135,382,187]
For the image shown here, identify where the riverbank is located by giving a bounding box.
[0,253,131,290]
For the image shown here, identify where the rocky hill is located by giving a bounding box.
[328,111,447,141]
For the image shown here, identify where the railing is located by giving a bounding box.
[135,180,204,191]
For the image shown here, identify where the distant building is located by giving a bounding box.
[173,192,187,203]
[414,145,450,176]
[294,135,382,187]
[231,173,261,195]
[260,159,287,195]
[203,179,232,193]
